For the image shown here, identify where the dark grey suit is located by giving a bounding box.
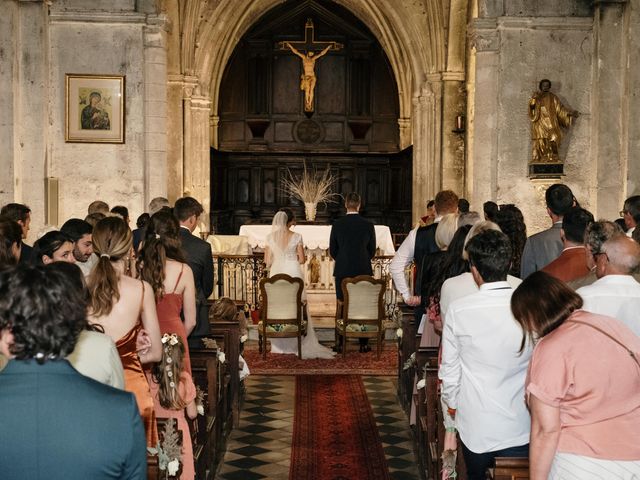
[0,359,146,479]
[520,222,563,279]
[179,227,214,344]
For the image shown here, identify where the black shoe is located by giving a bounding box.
[332,344,342,353]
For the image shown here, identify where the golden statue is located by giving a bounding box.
[308,254,321,284]
[278,19,343,113]
[529,79,579,164]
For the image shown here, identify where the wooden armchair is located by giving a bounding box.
[336,275,386,358]
[258,274,306,359]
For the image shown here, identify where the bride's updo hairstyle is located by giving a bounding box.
[88,216,132,317]
[137,210,186,301]
[279,208,295,225]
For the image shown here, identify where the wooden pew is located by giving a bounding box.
[147,418,184,480]
[489,457,529,480]
[209,316,241,429]
[414,344,439,479]
[397,303,418,414]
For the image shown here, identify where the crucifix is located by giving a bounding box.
[278,18,344,113]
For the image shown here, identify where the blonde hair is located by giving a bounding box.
[435,213,459,250]
[87,217,133,317]
[462,220,501,260]
[152,334,188,410]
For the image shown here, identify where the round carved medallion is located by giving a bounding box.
[294,119,324,144]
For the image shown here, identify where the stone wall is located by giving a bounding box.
[0,0,165,242]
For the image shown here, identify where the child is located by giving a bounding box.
[150,333,197,480]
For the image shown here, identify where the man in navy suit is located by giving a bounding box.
[174,196,214,349]
[330,192,376,352]
[0,264,146,479]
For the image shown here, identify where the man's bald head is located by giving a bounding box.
[601,234,640,275]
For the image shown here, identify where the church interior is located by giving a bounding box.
[2,0,640,479]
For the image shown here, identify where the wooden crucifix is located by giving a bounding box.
[278,18,343,113]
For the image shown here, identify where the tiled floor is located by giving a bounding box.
[216,375,421,480]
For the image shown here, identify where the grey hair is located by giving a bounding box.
[148,197,170,216]
[583,220,622,254]
[601,234,640,274]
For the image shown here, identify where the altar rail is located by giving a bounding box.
[212,253,408,321]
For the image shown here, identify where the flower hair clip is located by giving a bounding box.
[161,333,179,346]
[155,233,161,240]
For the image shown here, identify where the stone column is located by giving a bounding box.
[166,74,187,203]
[467,18,500,208]
[441,72,466,196]
[143,14,168,208]
[411,76,443,224]
[183,89,212,230]
[593,0,629,218]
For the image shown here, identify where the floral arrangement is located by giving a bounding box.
[148,418,182,478]
[195,385,205,416]
[281,162,338,205]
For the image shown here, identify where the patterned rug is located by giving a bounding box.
[242,343,397,375]
[290,375,391,480]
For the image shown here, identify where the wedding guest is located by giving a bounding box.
[132,213,150,252]
[137,210,196,371]
[31,230,76,265]
[88,216,162,446]
[483,201,498,222]
[621,194,640,237]
[111,205,130,226]
[0,264,146,479]
[512,272,640,479]
[88,200,109,215]
[85,211,106,228]
[149,196,171,216]
[0,202,32,263]
[0,218,23,267]
[61,218,96,276]
[496,204,527,278]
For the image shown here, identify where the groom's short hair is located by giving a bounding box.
[345,192,361,209]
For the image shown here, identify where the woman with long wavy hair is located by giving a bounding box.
[137,210,196,373]
[87,216,162,446]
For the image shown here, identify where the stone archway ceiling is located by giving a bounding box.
[190,0,446,143]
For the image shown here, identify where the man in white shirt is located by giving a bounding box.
[440,230,532,479]
[577,232,640,336]
[621,195,640,238]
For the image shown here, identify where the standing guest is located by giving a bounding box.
[633,224,640,244]
[495,204,527,278]
[621,194,640,237]
[520,183,576,278]
[88,200,110,215]
[111,205,130,226]
[0,265,146,479]
[577,233,640,336]
[85,211,106,228]
[0,218,23,267]
[88,216,162,447]
[149,196,171,216]
[512,272,640,479]
[137,210,197,371]
[483,201,498,222]
[174,197,214,349]
[391,190,459,306]
[132,213,150,253]
[61,218,96,276]
[541,207,593,282]
[439,230,532,479]
[31,230,76,264]
[330,192,376,352]
[149,334,198,480]
[0,202,32,264]
[420,199,436,225]
[458,198,470,214]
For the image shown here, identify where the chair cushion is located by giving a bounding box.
[258,321,307,333]
[336,319,379,332]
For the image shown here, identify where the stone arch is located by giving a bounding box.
[167,0,451,224]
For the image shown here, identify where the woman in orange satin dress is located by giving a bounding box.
[87,216,163,447]
[137,211,197,374]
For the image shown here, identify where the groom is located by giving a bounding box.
[329,192,376,352]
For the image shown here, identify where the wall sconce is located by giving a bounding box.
[452,115,465,134]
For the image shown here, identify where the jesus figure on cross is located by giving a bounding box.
[283,41,333,112]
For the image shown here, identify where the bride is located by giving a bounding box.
[264,208,335,359]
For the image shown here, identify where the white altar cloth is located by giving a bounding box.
[238,224,395,255]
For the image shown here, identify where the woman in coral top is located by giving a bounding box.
[511,271,640,480]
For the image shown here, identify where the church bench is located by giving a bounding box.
[397,303,418,414]
[208,316,241,429]
[147,417,185,480]
[488,457,529,480]
[414,344,439,480]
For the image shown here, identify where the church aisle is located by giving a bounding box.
[216,375,421,480]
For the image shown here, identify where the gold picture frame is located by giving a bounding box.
[65,74,125,143]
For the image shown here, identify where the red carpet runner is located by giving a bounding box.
[290,375,391,480]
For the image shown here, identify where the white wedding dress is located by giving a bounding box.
[266,230,335,359]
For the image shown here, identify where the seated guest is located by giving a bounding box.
[512,272,640,479]
[88,216,162,446]
[541,207,594,282]
[88,200,109,215]
[31,230,76,264]
[0,202,32,264]
[0,264,146,479]
[577,233,640,336]
[0,218,23,267]
[61,218,96,276]
[621,194,640,237]
[439,230,532,480]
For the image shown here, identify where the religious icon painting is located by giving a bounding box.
[65,74,125,143]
